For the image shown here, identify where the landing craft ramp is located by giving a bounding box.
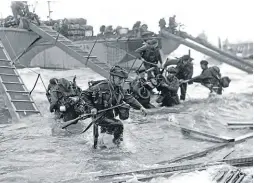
[0,39,40,123]
[161,30,253,74]
[181,32,253,68]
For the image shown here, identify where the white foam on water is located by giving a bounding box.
[0,56,252,183]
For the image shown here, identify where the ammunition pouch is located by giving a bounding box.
[117,103,130,120]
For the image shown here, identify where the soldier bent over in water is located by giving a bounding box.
[163,55,194,101]
[156,67,180,107]
[185,60,231,95]
[81,66,147,146]
[130,69,155,109]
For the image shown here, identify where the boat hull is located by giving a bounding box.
[0,28,181,70]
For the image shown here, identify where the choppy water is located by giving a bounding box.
[0,62,253,183]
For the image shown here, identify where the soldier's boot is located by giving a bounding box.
[112,125,123,145]
[180,95,185,101]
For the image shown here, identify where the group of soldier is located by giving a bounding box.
[2,1,40,28]
[46,38,231,148]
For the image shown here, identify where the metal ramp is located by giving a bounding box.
[28,23,111,78]
[0,39,40,123]
[160,30,253,74]
[181,33,253,68]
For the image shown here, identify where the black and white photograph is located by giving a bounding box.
[0,0,253,182]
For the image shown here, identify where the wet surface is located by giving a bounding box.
[0,65,252,183]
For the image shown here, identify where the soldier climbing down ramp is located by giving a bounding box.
[135,39,162,80]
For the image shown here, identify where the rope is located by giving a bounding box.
[29,73,40,94]
[85,36,98,65]
[14,62,48,92]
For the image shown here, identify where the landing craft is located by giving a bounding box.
[0,17,181,70]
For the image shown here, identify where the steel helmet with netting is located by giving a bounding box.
[110,65,128,79]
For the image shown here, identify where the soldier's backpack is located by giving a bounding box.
[142,46,160,62]
[220,76,231,88]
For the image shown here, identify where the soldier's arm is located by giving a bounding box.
[162,81,179,92]
[188,75,203,83]
[50,90,59,107]
[135,45,148,55]
[123,91,143,109]
[163,59,178,68]
[80,87,97,110]
[189,72,210,83]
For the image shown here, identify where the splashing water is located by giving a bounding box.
[0,63,252,183]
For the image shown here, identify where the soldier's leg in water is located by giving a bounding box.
[216,86,223,95]
[180,83,187,100]
[99,118,124,143]
[172,94,180,105]
[141,98,155,109]
[93,124,99,149]
[162,93,176,107]
[62,109,79,122]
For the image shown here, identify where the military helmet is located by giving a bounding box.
[110,65,128,79]
[147,39,159,48]
[200,60,208,65]
[49,78,58,85]
[58,78,72,90]
[167,67,177,74]
[181,55,193,61]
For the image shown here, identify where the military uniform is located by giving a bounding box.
[11,1,28,25]
[135,39,162,79]
[81,79,143,143]
[130,77,155,109]
[189,62,223,94]
[156,72,180,107]
[164,55,194,100]
[49,78,84,121]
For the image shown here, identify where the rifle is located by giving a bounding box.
[61,103,125,129]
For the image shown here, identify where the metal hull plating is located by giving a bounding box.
[0,28,180,70]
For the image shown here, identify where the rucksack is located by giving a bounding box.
[88,80,106,88]
[220,76,231,88]
[142,46,160,62]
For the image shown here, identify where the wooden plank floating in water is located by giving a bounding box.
[157,132,253,165]
[234,133,253,142]
[228,122,253,125]
[97,162,222,181]
[158,143,230,165]
[227,122,253,129]
[171,124,234,143]
[96,157,252,182]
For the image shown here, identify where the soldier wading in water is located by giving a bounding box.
[81,66,147,147]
